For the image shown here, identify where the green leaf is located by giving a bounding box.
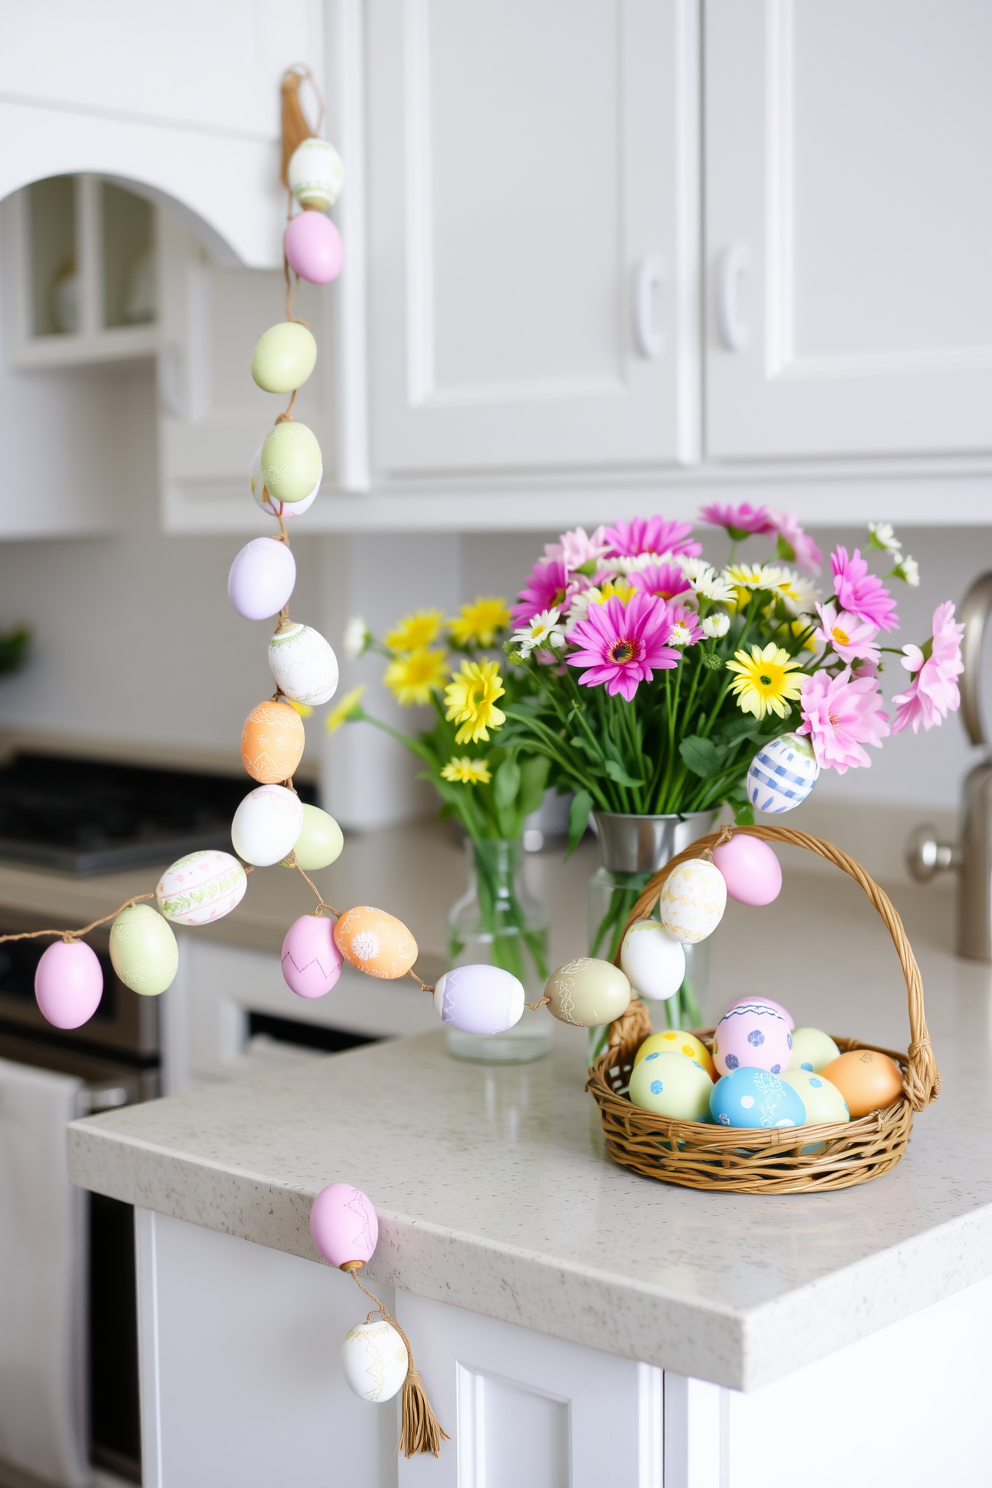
[734,799,755,826]
[775,533,796,564]
[518,755,550,819]
[717,713,762,746]
[566,790,592,858]
[569,735,599,759]
[604,760,646,788]
[493,758,522,810]
[679,735,727,778]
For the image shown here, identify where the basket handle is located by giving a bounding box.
[606,825,940,1112]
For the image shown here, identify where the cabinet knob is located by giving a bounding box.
[716,243,750,351]
[632,255,665,360]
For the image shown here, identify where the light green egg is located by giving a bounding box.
[251,322,318,394]
[629,1051,713,1122]
[781,1068,849,1154]
[293,804,344,870]
[261,421,322,502]
[544,957,630,1028]
[789,1027,841,1073]
[109,904,179,996]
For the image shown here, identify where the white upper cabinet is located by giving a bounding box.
[365,0,701,476]
[704,0,992,461]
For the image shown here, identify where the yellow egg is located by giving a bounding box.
[634,1030,716,1081]
[333,906,418,980]
[629,1050,713,1121]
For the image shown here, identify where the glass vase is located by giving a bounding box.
[446,838,554,1064]
[588,811,715,1060]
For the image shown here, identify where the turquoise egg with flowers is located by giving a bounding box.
[710,1066,806,1129]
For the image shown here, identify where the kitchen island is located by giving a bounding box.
[68,870,992,1487]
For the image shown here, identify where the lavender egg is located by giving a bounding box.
[35,940,103,1029]
[433,964,525,1035]
[714,1000,793,1077]
[281,915,343,999]
[228,537,297,621]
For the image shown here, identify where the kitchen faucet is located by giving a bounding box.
[906,572,992,960]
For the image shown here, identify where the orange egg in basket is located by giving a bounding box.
[820,1048,904,1119]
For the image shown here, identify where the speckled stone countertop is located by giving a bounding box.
[67,867,992,1391]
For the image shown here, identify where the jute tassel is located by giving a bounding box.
[345,1264,449,1458]
[280,66,319,189]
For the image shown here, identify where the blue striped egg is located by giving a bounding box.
[746,733,819,814]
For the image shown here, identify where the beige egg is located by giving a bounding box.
[544,958,630,1028]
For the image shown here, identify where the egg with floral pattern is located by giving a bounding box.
[268,621,339,706]
[714,1000,793,1076]
[629,1050,714,1121]
[156,851,248,926]
[333,907,418,980]
[241,700,305,784]
[710,1067,806,1129]
[746,733,819,814]
[658,859,727,944]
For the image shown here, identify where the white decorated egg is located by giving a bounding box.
[250,445,319,520]
[658,859,727,944]
[544,958,630,1028]
[155,851,247,926]
[228,536,296,621]
[288,137,344,211]
[268,621,339,706]
[261,421,322,504]
[747,732,819,814]
[619,919,686,1001]
[340,1319,407,1403]
[433,964,525,1035]
[231,784,304,867]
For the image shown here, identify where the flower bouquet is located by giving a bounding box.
[500,508,962,1038]
[333,601,553,1056]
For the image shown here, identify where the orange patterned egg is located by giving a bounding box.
[819,1048,904,1119]
[241,700,305,784]
[333,907,418,980]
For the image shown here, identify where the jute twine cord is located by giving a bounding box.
[585,825,940,1194]
[342,1263,449,1458]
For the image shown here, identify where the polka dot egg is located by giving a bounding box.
[714,1000,792,1076]
[710,1067,807,1129]
[780,1068,850,1126]
[789,1027,841,1072]
[629,1050,713,1122]
[334,906,418,980]
[658,859,727,944]
[747,732,819,814]
[634,1029,716,1081]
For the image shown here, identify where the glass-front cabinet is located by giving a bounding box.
[1,175,158,367]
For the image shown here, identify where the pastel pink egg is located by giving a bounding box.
[712,834,782,907]
[310,1183,378,1268]
[725,995,795,1030]
[281,915,343,999]
[285,211,343,284]
[714,1000,793,1077]
[35,940,103,1029]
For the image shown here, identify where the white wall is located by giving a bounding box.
[0,356,986,823]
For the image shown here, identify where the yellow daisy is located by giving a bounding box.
[325,685,366,734]
[384,647,448,706]
[444,659,506,744]
[725,643,804,720]
[591,579,636,605]
[286,699,314,718]
[384,608,445,653]
[448,597,511,647]
[440,756,492,785]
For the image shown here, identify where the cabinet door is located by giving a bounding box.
[366,0,700,476]
[705,0,992,460]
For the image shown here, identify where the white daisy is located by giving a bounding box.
[343,616,371,660]
[511,607,566,656]
[869,521,902,553]
[701,613,730,639]
[893,554,920,587]
[669,623,694,647]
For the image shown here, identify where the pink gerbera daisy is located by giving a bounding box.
[770,510,822,576]
[699,502,776,538]
[511,558,577,624]
[566,593,679,701]
[830,547,899,632]
[601,516,701,560]
[797,669,890,773]
[813,602,880,666]
[629,562,693,602]
[891,601,964,734]
[543,526,611,573]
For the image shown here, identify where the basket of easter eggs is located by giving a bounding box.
[584,825,941,1194]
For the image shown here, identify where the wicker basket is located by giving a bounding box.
[585,825,941,1194]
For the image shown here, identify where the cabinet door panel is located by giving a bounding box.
[705,0,992,459]
[368,0,700,475]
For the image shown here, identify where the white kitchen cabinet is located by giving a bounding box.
[365,0,701,477]
[704,0,992,461]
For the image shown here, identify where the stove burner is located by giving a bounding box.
[0,753,317,874]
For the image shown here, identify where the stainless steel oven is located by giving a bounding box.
[0,909,159,1485]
